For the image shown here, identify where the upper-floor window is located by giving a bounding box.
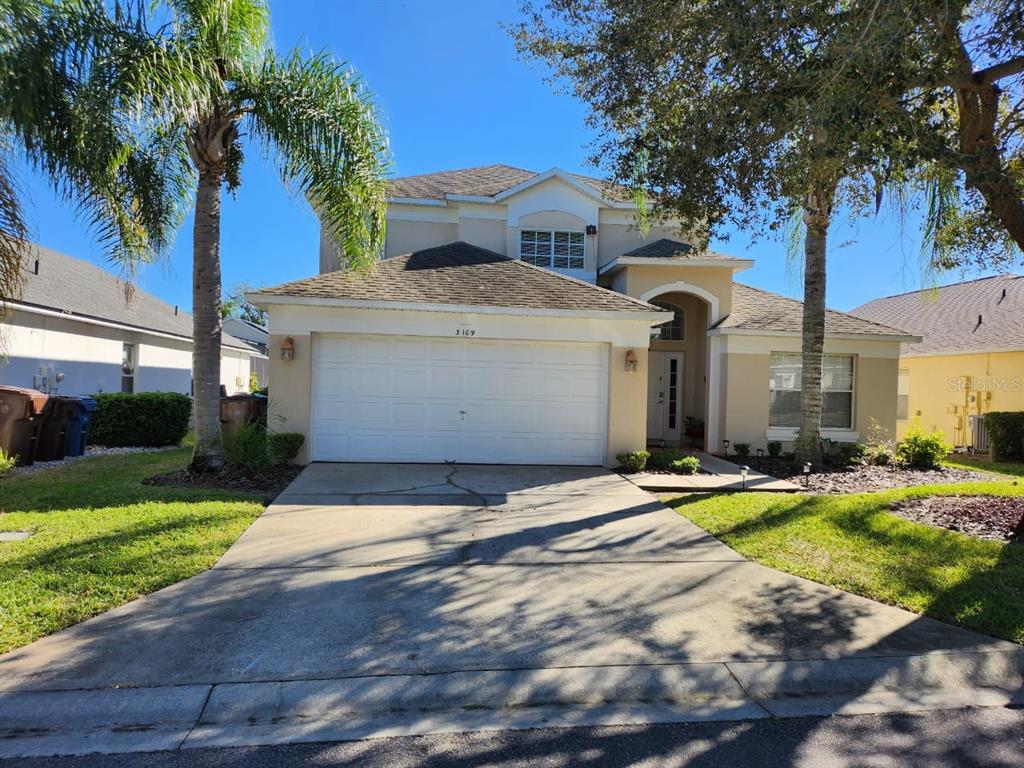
[519,230,585,270]
[651,300,686,341]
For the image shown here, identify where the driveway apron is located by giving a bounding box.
[1,463,1022,757]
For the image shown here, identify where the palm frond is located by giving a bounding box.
[0,144,29,309]
[243,49,389,270]
[0,0,196,274]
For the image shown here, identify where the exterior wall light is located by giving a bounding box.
[280,336,295,362]
[624,349,638,373]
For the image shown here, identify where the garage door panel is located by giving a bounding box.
[312,335,608,465]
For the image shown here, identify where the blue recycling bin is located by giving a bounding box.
[64,396,97,457]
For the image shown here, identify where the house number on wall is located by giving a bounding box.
[455,328,476,336]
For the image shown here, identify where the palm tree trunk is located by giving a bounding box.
[190,169,225,471]
[794,187,833,468]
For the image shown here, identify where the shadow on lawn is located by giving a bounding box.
[0,468,1022,767]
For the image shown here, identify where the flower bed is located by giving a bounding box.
[890,495,1024,542]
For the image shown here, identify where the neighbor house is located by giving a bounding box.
[1,244,267,397]
[852,274,1023,449]
[251,164,916,466]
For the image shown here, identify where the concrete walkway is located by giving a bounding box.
[627,452,801,492]
[0,464,1020,758]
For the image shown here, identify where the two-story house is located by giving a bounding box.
[251,164,915,466]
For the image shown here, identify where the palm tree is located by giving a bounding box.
[0,0,187,310]
[8,0,390,470]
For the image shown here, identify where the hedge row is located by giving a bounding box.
[89,392,192,447]
[984,411,1024,462]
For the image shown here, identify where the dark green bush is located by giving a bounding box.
[267,431,305,464]
[223,422,270,473]
[896,423,952,469]
[766,441,782,458]
[733,442,750,457]
[823,440,865,468]
[89,392,191,447]
[616,450,650,473]
[985,412,1024,461]
[647,447,684,470]
[670,456,701,475]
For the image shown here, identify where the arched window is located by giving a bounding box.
[651,300,686,341]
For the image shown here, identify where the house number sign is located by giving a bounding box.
[455,328,476,336]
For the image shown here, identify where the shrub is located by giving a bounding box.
[223,422,270,473]
[89,392,191,447]
[0,447,15,476]
[985,412,1024,461]
[862,417,897,466]
[766,441,782,458]
[895,423,952,469]
[647,447,684,470]
[616,450,650,473]
[267,431,305,464]
[733,442,750,457]
[670,456,701,475]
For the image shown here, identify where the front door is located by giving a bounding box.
[646,351,683,444]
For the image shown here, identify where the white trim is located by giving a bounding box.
[8,302,256,355]
[518,228,587,271]
[444,194,498,204]
[248,293,666,323]
[639,281,722,325]
[385,196,448,207]
[709,327,920,344]
[599,256,754,275]
[901,346,1023,358]
[706,334,723,452]
[765,427,860,443]
[493,167,611,205]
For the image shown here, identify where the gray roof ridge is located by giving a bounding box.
[856,272,1023,306]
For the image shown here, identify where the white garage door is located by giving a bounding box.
[312,334,608,465]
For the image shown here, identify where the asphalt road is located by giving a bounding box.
[3,707,1023,768]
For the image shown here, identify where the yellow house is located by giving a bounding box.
[252,164,916,466]
[852,274,1024,449]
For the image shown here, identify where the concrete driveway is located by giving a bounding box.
[1,464,1022,758]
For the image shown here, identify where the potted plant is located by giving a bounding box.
[685,417,705,440]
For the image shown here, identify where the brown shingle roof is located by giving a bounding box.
[256,242,663,315]
[387,164,630,202]
[720,283,913,338]
[621,238,744,263]
[851,274,1024,356]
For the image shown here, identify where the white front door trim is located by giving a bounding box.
[639,281,721,325]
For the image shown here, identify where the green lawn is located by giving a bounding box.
[0,449,263,654]
[944,454,1024,478]
[665,474,1024,645]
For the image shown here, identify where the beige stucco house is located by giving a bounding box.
[251,164,915,466]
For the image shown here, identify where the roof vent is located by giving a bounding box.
[1000,287,1007,302]
[977,314,983,327]
[32,259,39,275]
[174,305,178,315]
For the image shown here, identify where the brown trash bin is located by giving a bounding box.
[0,386,50,466]
[219,394,268,441]
[35,396,80,462]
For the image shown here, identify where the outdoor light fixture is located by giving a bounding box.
[756,448,764,457]
[722,439,730,456]
[624,349,638,373]
[803,462,812,489]
[280,336,295,362]
[740,465,749,491]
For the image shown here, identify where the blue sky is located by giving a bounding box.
[14,0,997,313]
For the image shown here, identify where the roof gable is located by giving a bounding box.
[254,242,663,316]
[386,164,630,203]
[851,274,1024,355]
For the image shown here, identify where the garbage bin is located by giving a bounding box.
[64,396,97,457]
[35,396,80,462]
[219,394,269,441]
[0,386,50,466]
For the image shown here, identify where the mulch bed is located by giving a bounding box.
[144,464,303,503]
[890,495,1024,543]
[734,456,995,495]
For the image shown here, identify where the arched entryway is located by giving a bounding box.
[640,283,718,450]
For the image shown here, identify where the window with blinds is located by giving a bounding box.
[519,230,585,270]
[769,353,854,429]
